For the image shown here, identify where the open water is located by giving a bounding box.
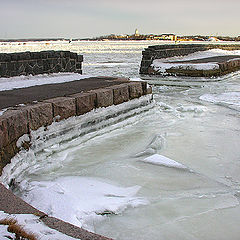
[1,41,240,240]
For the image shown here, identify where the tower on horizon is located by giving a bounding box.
[135,29,139,36]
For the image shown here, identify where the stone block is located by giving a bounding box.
[77,55,83,62]
[0,117,9,149]
[90,88,114,108]
[70,92,97,115]
[44,97,76,120]
[128,82,143,99]
[70,52,78,59]
[141,82,148,95]
[1,109,29,145]
[107,84,129,105]
[24,102,53,130]
[0,141,19,174]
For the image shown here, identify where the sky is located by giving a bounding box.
[0,0,239,39]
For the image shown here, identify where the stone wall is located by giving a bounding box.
[0,81,152,174]
[0,51,83,77]
[140,43,240,74]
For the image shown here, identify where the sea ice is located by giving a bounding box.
[21,176,148,232]
[200,92,240,106]
[141,154,187,169]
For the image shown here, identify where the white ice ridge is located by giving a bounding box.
[0,73,92,92]
[141,154,187,169]
[0,211,77,240]
[21,177,148,232]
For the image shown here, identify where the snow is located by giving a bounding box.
[151,49,240,74]
[141,154,187,169]
[0,211,78,240]
[20,177,148,232]
[0,73,91,92]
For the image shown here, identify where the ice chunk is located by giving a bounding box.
[141,154,187,169]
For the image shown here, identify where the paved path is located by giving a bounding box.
[0,76,128,109]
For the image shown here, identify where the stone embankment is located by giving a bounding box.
[140,43,240,77]
[0,51,83,77]
[0,58,152,239]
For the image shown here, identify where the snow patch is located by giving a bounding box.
[0,211,77,240]
[0,73,92,92]
[21,177,148,232]
[141,154,187,169]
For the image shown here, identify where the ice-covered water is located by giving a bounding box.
[1,41,240,240]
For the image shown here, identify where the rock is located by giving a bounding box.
[44,97,76,120]
[107,84,129,105]
[128,82,143,99]
[70,92,97,115]
[23,102,53,130]
[90,88,114,108]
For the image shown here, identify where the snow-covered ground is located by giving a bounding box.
[152,49,240,74]
[0,211,77,240]
[0,73,91,92]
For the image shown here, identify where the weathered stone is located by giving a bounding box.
[70,92,97,115]
[1,109,29,145]
[0,117,9,149]
[90,88,114,108]
[0,51,83,78]
[44,97,76,120]
[107,84,129,105]
[23,102,53,130]
[141,82,148,95]
[128,82,143,99]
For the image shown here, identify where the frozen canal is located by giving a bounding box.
[1,41,240,240]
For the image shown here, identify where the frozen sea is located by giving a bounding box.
[1,41,240,240]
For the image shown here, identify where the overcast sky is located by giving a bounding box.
[0,0,239,39]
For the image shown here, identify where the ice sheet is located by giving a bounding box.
[21,177,148,232]
[200,92,240,106]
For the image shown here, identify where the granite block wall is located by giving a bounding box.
[0,51,83,77]
[140,44,240,74]
[0,81,152,174]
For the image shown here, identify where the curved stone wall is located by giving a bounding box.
[0,78,152,239]
[140,43,240,75]
[0,51,83,77]
[0,81,151,175]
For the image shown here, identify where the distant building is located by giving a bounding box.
[135,29,140,37]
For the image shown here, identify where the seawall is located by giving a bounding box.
[140,43,240,75]
[0,51,83,77]
[0,74,152,239]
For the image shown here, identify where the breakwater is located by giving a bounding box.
[0,51,83,77]
[0,80,151,175]
[140,43,240,75]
